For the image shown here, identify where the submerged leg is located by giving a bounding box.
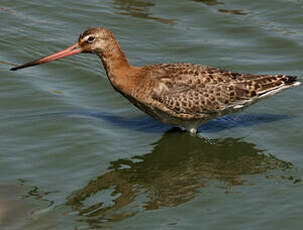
[189,128,197,134]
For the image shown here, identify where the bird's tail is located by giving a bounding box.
[257,75,300,98]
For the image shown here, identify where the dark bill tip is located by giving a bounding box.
[10,65,27,71]
[10,43,82,72]
[10,67,18,71]
[9,59,44,71]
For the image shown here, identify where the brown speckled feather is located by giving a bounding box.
[137,63,299,120]
[11,27,301,133]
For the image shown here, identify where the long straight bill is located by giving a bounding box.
[10,43,82,71]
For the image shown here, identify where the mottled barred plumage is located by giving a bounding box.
[10,28,301,133]
[128,63,300,133]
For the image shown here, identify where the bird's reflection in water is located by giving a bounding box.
[66,131,292,227]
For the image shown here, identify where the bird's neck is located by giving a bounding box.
[98,39,129,73]
[97,40,139,93]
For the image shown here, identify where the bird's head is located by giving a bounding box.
[10,27,113,71]
[78,27,115,55]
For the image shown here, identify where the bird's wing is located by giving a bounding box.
[147,63,298,117]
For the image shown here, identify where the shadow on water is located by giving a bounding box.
[1,110,295,228]
[66,131,292,228]
[83,111,291,133]
[10,109,293,134]
[2,110,294,227]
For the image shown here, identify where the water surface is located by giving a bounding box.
[1,0,303,229]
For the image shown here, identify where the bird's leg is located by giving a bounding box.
[189,128,198,134]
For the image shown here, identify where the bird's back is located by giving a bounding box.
[130,63,300,121]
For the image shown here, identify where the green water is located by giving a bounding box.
[1,0,303,229]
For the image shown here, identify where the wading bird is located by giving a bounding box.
[11,27,301,133]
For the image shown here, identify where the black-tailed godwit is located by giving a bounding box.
[11,28,301,133]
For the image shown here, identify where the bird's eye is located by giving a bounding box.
[88,36,95,42]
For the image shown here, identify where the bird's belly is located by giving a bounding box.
[146,108,213,132]
[126,96,214,132]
